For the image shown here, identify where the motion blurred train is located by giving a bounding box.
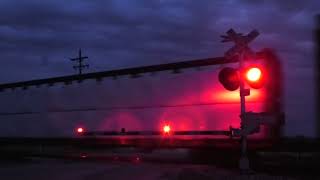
[0,47,316,150]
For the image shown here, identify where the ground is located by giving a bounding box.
[1,145,318,180]
[0,158,295,180]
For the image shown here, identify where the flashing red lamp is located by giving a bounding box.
[219,66,265,91]
[245,67,264,89]
[246,67,261,81]
[76,127,84,134]
[163,125,171,134]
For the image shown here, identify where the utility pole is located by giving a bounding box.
[70,49,89,75]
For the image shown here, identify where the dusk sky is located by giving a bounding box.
[0,0,318,81]
[0,0,319,137]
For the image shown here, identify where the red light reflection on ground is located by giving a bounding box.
[133,156,141,163]
[113,156,119,161]
[80,153,87,158]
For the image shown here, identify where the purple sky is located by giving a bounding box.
[0,0,319,137]
[0,0,318,81]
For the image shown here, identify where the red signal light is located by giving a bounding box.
[245,67,264,89]
[246,67,261,82]
[219,66,265,91]
[163,125,171,134]
[77,127,84,133]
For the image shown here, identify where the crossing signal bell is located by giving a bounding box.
[218,66,264,91]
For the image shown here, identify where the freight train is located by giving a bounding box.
[0,48,316,150]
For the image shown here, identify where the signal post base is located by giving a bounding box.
[239,155,252,174]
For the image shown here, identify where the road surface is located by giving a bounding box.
[0,158,294,180]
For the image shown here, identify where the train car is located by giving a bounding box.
[0,48,291,150]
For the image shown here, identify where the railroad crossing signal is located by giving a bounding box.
[219,29,263,91]
[221,29,259,60]
[70,49,89,75]
[221,28,261,172]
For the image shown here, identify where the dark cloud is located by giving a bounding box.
[0,0,317,81]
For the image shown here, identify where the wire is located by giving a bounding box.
[0,101,263,116]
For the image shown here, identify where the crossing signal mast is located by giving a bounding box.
[220,29,279,172]
[70,49,89,75]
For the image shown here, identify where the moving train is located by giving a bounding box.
[0,48,316,150]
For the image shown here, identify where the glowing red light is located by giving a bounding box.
[77,127,84,133]
[244,66,265,89]
[246,67,261,82]
[163,125,171,133]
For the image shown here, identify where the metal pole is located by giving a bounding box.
[239,52,246,116]
[220,28,259,172]
[239,51,250,171]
